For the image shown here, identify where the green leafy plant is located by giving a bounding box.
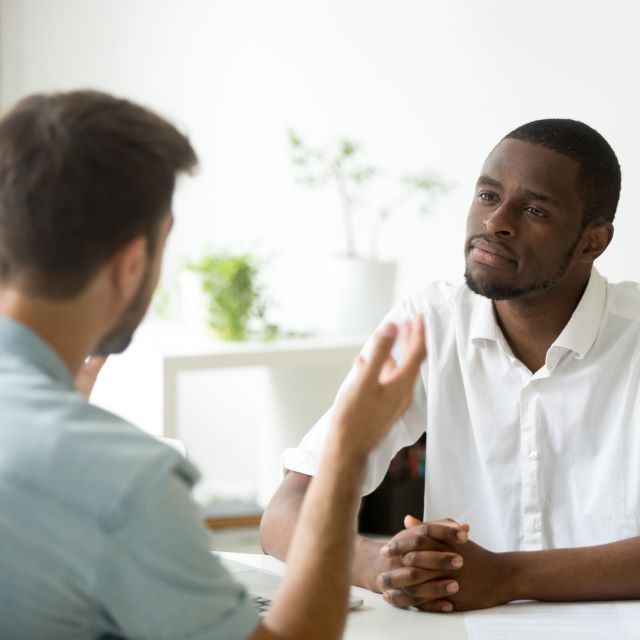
[186,253,278,341]
[288,129,446,259]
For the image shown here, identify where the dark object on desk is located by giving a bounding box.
[358,434,425,536]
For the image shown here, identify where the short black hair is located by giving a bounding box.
[504,119,621,225]
[0,90,198,298]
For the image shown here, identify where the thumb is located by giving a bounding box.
[404,514,423,529]
[361,323,399,384]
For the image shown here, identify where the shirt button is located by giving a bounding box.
[533,519,542,532]
[528,451,539,460]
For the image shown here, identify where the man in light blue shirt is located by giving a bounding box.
[0,90,432,639]
[0,316,258,638]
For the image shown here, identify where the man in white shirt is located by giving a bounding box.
[260,119,640,613]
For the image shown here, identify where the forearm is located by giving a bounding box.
[259,472,305,562]
[261,474,387,593]
[262,440,367,640]
[507,537,640,603]
[353,535,388,591]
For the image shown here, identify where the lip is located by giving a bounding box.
[470,239,518,268]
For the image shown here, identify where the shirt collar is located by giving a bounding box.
[469,294,499,346]
[0,315,75,389]
[469,268,607,360]
[551,268,607,360]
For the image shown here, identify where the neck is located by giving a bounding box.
[0,287,105,377]
[493,272,590,373]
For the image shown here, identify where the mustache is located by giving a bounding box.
[468,234,518,261]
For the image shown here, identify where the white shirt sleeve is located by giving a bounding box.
[281,301,428,496]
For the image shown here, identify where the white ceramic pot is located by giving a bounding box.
[318,256,397,338]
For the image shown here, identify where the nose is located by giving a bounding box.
[483,204,516,237]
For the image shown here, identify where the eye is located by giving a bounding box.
[478,191,498,203]
[524,206,547,218]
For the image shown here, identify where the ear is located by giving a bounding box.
[108,236,147,301]
[578,222,614,264]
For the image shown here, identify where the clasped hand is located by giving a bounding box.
[378,516,514,612]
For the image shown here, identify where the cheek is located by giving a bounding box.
[465,208,478,235]
[150,247,167,289]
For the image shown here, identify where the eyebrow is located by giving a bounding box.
[477,175,502,189]
[523,189,561,207]
[476,175,561,207]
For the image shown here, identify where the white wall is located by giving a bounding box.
[3,0,639,302]
[2,0,639,502]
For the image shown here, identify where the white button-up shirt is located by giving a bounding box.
[282,269,640,553]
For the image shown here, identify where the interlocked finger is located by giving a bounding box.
[382,577,459,609]
[402,550,464,571]
[383,522,466,558]
[377,566,440,591]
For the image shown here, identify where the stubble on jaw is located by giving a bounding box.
[464,235,581,301]
[92,263,154,356]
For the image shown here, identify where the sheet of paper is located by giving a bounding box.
[465,602,636,640]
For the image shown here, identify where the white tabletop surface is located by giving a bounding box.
[218,551,640,640]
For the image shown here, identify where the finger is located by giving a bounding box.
[437,516,471,533]
[380,355,398,382]
[382,523,467,556]
[360,323,399,384]
[417,600,455,613]
[386,317,426,389]
[382,531,456,558]
[398,320,410,351]
[382,579,459,608]
[381,530,445,558]
[404,515,470,538]
[380,544,462,572]
[404,514,423,529]
[377,567,438,590]
[402,579,459,600]
[401,550,464,571]
[423,520,469,543]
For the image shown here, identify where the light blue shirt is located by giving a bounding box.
[0,317,259,639]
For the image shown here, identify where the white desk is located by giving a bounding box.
[220,551,467,639]
[220,552,640,639]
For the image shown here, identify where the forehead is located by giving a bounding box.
[481,138,582,209]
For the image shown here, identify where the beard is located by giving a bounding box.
[464,233,582,301]
[93,262,154,356]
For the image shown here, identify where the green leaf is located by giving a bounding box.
[186,252,278,341]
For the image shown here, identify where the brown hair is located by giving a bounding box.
[0,90,198,297]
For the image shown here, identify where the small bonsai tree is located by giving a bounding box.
[288,129,446,259]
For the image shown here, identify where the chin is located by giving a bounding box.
[464,267,520,300]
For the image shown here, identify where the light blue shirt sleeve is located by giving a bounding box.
[96,471,260,640]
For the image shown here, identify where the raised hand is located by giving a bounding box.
[331,316,426,457]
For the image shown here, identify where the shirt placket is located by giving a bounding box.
[519,379,544,550]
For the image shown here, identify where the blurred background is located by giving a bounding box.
[1,0,638,524]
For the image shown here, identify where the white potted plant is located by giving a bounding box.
[289,130,445,336]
